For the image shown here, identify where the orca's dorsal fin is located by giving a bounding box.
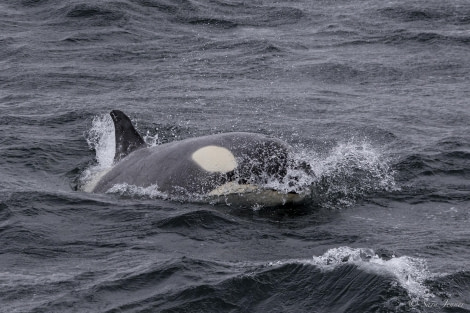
[110,110,146,162]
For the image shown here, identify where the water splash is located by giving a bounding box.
[79,114,115,191]
[86,114,115,168]
[258,140,397,208]
[143,130,161,147]
[106,183,168,199]
[308,141,398,208]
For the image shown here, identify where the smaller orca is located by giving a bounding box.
[89,110,311,206]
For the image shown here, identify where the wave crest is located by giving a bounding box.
[270,246,432,299]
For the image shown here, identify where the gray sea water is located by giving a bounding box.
[1,0,470,312]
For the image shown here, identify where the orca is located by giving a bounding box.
[89,110,311,206]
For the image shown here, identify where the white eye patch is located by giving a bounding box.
[191,145,237,173]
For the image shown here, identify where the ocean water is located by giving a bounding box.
[1,0,470,312]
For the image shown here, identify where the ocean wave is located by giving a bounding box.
[129,0,192,12]
[307,247,432,299]
[15,0,305,30]
[187,17,238,29]
[156,209,239,230]
[65,4,125,20]
[379,5,470,25]
[381,30,470,45]
[2,245,467,313]
[174,3,304,28]
[11,251,435,313]
[396,150,470,180]
[392,147,470,204]
[296,59,468,85]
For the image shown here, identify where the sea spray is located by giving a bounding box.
[80,114,115,191]
[307,140,398,208]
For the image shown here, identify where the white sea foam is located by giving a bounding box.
[269,246,432,299]
[106,183,168,199]
[143,130,161,147]
[80,114,115,192]
[85,114,115,169]
[309,141,397,207]
[316,141,398,191]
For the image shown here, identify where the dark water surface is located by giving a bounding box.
[1,0,470,312]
